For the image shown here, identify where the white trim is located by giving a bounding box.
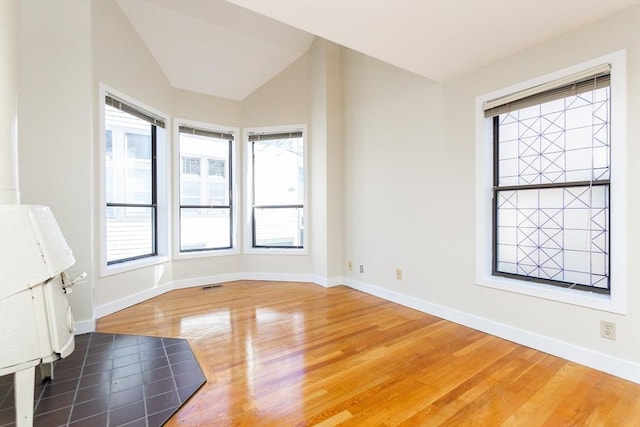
[172,118,240,260]
[98,84,172,278]
[94,282,172,319]
[242,247,307,256]
[475,50,627,314]
[311,275,343,287]
[73,319,96,335]
[102,255,170,277]
[343,277,640,384]
[243,124,309,255]
[241,272,313,283]
[173,248,240,260]
[171,273,243,289]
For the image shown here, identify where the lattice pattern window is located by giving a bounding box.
[489,71,610,293]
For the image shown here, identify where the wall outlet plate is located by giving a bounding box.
[600,320,616,340]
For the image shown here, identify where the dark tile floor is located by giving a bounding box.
[0,333,205,426]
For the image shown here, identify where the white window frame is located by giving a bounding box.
[475,50,627,314]
[244,124,308,255]
[99,84,171,277]
[173,118,239,259]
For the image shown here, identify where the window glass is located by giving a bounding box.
[180,208,231,251]
[182,157,201,176]
[106,207,154,262]
[178,128,233,252]
[208,159,225,177]
[492,76,610,292]
[253,138,304,206]
[126,133,151,160]
[250,131,305,249]
[105,101,158,264]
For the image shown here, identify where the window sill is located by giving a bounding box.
[244,247,308,256]
[476,274,624,314]
[174,248,240,260]
[101,255,170,278]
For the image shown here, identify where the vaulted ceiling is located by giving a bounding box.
[117,0,639,101]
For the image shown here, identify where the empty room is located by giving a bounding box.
[1,0,640,425]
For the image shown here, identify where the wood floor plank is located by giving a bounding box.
[96,281,640,426]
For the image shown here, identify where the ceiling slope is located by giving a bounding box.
[229,0,639,82]
[117,0,639,100]
[116,0,315,101]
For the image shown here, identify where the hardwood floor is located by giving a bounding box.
[96,281,640,426]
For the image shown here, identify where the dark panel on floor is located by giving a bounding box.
[0,333,205,426]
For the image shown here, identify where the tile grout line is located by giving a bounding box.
[141,338,149,427]
[161,339,180,421]
[64,333,96,426]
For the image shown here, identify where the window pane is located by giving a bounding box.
[180,208,231,251]
[208,182,226,205]
[208,159,225,177]
[253,138,304,206]
[182,157,201,175]
[125,164,152,204]
[181,181,201,206]
[494,76,610,292]
[105,130,113,160]
[105,105,153,204]
[179,132,230,207]
[106,207,155,262]
[126,133,151,160]
[254,207,303,247]
[495,186,609,289]
[497,86,610,186]
[178,129,232,252]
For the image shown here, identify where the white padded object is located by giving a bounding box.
[0,205,74,300]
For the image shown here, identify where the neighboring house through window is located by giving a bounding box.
[248,128,305,249]
[104,94,165,264]
[178,125,234,252]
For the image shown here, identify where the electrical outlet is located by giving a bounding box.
[600,320,616,340]
[395,268,402,280]
[348,261,353,271]
[359,265,364,273]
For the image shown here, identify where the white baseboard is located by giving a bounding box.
[172,273,243,290]
[311,275,343,287]
[242,272,314,283]
[344,277,640,384]
[74,319,96,335]
[94,284,172,319]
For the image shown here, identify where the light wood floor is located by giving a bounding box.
[96,281,640,426]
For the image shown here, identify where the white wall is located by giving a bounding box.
[17,0,95,325]
[341,5,640,379]
[310,38,343,284]
[342,51,447,292]
[241,49,314,277]
[0,1,19,204]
